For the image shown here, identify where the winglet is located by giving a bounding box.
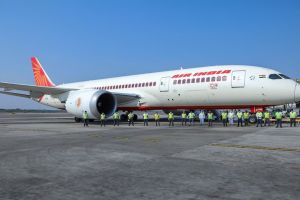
[31,57,55,87]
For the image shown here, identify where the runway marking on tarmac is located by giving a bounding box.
[209,143,300,153]
[113,136,129,141]
[144,137,161,143]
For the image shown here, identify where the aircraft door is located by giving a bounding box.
[231,70,246,88]
[159,77,170,92]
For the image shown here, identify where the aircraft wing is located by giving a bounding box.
[0,82,73,95]
[0,81,140,104]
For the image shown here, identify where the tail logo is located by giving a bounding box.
[31,57,55,87]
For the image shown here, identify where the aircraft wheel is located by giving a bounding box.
[249,115,257,124]
[121,114,128,121]
[75,117,81,123]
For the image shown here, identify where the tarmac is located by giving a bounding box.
[0,113,299,200]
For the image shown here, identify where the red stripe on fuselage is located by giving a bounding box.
[117,105,270,111]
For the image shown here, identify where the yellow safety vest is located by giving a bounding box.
[143,113,149,119]
[243,112,249,119]
[264,112,270,119]
[83,112,88,119]
[290,112,297,119]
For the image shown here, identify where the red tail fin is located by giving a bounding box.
[31,57,55,87]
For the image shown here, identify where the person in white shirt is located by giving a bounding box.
[228,110,235,126]
[199,110,205,126]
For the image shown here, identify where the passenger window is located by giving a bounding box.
[153,82,156,86]
[187,79,190,84]
[182,79,186,84]
[173,80,177,85]
[279,74,291,79]
[206,77,210,82]
[142,83,145,87]
[211,77,216,82]
[196,78,200,83]
[269,74,282,80]
[149,82,153,86]
[146,82,149,87]
[191,78,195,83]
[178,80,182,84]
[217,76,221,81]
[201,78,205,82]
[222,76,227,81]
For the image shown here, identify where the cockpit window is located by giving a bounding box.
[279,74,291,79]
[269,74,282,80]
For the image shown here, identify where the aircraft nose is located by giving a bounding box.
[295,84,300,102]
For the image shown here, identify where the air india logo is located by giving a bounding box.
[76,98,81,108]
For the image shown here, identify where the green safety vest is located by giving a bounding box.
[264,112,270,119]
[154,114,160,120]
[128,113,134,120]
[100,114,106,120]
[243,112,249,119]
[83,112,88,119]
[221,113,228,120]
[290,112,297,119]
[188,113,195,119]
[143,113,149,119]
[168,113,174,120]
[113,113,120,119]
[275,112,283,120]
[237,112,243,119]
[208,113,213,120]
[182,113,187,119]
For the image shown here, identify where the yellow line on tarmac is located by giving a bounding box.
[209,143,300,153]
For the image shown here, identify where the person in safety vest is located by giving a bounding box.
[237,110,243,127]
[256,111,263,127]
[128,112,134,126]
[143,112,149,126]
[289,109,297,127]
[243,110,250,126]
[168,112,174,127]
[83,111,89,127]
[207,111,214,127]
[275,110,283,128]
[100,113,106,127]
[181,111,187,126]
[264,110,271,127]
[221,111,228,127]
[113,111,120,126]
[154,112,160,126]
[188,111,195,126]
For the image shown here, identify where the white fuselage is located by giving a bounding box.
[38,65,299,111]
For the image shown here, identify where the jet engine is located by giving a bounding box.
[65,89,117,119]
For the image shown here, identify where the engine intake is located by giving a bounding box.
[66,89,117,119]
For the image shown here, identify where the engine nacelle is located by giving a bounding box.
[65,89,117,119]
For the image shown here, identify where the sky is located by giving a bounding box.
[0,0,299,109]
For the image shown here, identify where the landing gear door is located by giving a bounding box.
[231,70,246,88]
[160,77,170,92]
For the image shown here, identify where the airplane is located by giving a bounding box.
[0,57,299,122]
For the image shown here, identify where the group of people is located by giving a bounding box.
[82,109,298,128]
